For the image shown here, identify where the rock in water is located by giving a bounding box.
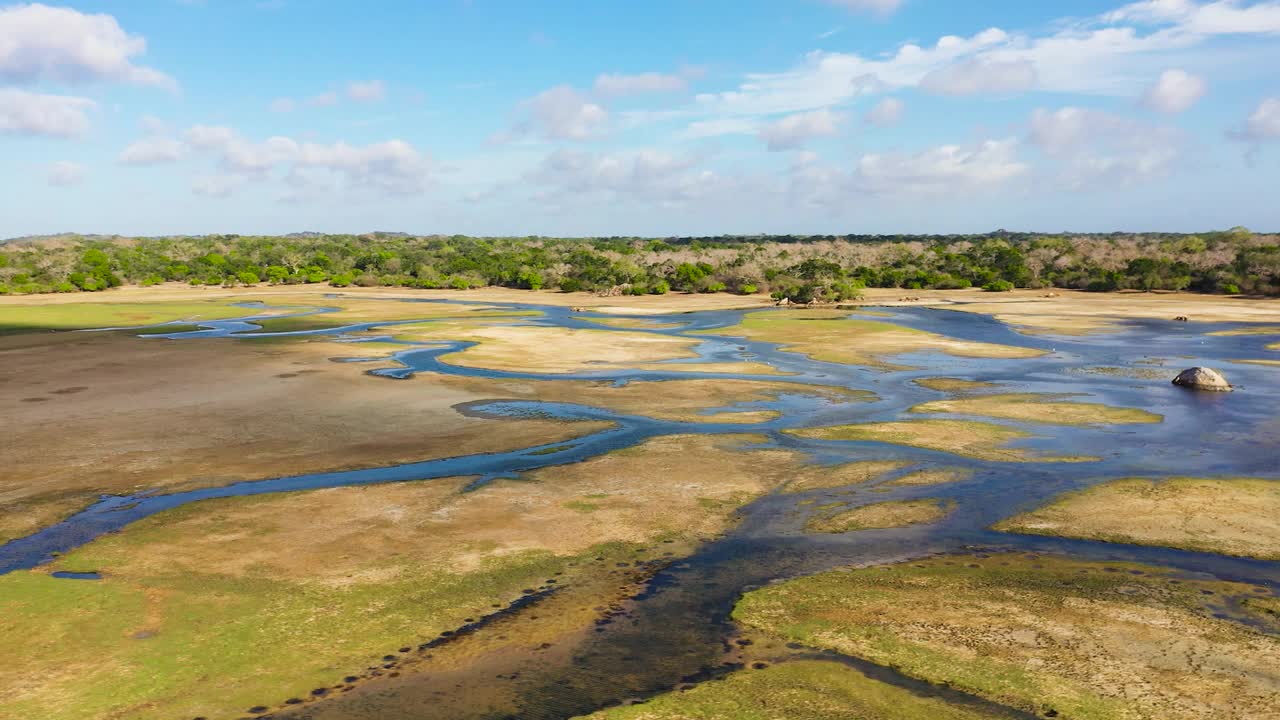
[1172,367,1232,392]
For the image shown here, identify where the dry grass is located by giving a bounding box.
[855,287,1280,335]
[805,498,954,533]
[783,460,911,493]
[787,419,1098,463]
[880,467,973,487]
[0,434,814,720]
[701,309,1043,369]
[581,659,998,720]
[994,477,1280,559]
[913,377,1000,393]
[910,393,1163,426]
[735,553,1280,720]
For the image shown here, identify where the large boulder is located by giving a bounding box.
[1172,367,1232,392]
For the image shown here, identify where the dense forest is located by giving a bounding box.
[1,229,1277,303]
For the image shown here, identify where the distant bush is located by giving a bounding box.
[983,280,1015,292]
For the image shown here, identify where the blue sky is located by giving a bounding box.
[2,0,1279,237]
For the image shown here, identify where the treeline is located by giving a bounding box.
[1,229,1277,302]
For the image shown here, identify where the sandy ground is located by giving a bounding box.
[994,477,1280,559]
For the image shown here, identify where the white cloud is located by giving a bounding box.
[691,28,1014,117]
[864,97,903,127]
[526,147,727,206]
[1028,106,1182,188]
[1104,0,1280,34]
[1233,97,1280,141]
[1141,68,1206,112]
[853,138,1028,194]
[294,140,430,195]
[759,108,845,150]
[0,3,174,89]
[177,125,433,198]
[191,173,246,198]
[346,80,386,102]
[46,160,85,186]
[0,88,94,137]
[593,68,701,97]
[508,85,608,141]
[184,124,238,150]
[269,97,295,113]
[118,136,185,165]
[919,57,1037,96]
[679,117,759,140]
[785,138,1028,207]
[824,0,904,16]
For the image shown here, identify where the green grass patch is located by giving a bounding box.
[0,523,646,720]
[582,659,1000,719]
[0,300,262,334]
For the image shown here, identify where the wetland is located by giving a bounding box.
[2,285,1279,720]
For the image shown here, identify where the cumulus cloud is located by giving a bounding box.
[785,138,1027,207]
[0,3,174,88]
[1243,97,1280,139]
[1028,106,1182,188]
[759,108,845,150]
[175,125,433,199]
[46,160,85,186]
[506,85,608,141]
[824,0,904,16]
[0,88,94,137]
[852,139,1028,195]
[1229,97,1280,154]
[1142,69,1206,112]
[920,57,1037,96]
[346,79,386,102]
[685,4,1280,126]
[526,147,727,206]
[864,97,904,127]
[118,136,186,165]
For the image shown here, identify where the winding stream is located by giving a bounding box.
[4,295,1279,719]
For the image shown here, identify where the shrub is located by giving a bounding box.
[982,280,1015,292]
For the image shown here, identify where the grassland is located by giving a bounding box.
[787,419,1099,463]
[994,477,1280,559]
[782,460,911,493]
[734,553,1280,720]
[910,393,1162,426]
[701,309,1043,369]
[0,298,278,334]
[0,434,814,720]
[805,498,954,533]
[579,660,1003,720]
[880,467,972,487]
[913,377,1000,393]
[856,287,1280,335]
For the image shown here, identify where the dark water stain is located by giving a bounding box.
[7,295,1280,719]
[50,570,100,580]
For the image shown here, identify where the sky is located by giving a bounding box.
[2,0,1280,238]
